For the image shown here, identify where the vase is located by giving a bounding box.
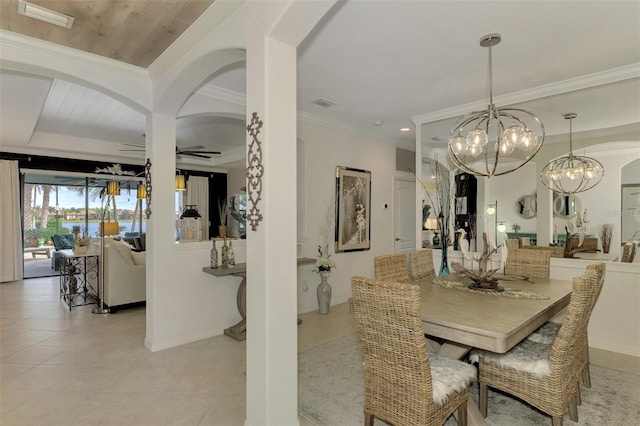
[439,233,450,276]
[316,271,332,315]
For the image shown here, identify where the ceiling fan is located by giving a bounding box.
[119,143,221,159]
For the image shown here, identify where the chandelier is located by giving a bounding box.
[540,113,603,194]
[448,34,545,177]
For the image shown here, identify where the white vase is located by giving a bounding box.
[316,271,332,315]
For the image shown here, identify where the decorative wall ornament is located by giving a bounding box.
[246,112,264,231]
[335,166,371,252]
[144,158,152,219]
[95,163,136,176]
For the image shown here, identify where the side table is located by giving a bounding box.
[59,249,99,310]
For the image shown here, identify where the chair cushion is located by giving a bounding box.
[52,234,74,250]
[430,354,477,404]
[131,251,146,265]
[469,339,551,378]
[526,321,561,344]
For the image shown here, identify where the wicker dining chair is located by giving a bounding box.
[504,247,550,278]
[505,239,520,249]
[351,276,476,426]
[473,269,600,426]
[373,253,409,282]
[410,249,436,281]
[621,242,637,263]
[528,262,606,391]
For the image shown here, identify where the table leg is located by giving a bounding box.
[224,275,247,341]
[437,341,487,426]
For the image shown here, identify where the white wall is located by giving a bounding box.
[296,119,399,313]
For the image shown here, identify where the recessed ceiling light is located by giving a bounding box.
[374,120,383,126]
[18,0,74,28]
[400,127,411,132]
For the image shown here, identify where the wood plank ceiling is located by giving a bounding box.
[0,0,215,67]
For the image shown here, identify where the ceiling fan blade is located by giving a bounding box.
[177,145,205,152]
[183,152,212,159]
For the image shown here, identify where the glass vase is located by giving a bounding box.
[439,233,450,276]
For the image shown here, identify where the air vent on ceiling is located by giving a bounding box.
[18,0,74,29]
[312,98,336,108]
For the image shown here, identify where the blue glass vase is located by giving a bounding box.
[439,233,450,276]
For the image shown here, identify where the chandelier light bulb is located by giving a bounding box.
[449,133,467,155]
[521,129,537,149]
[466,128,488,150]
[497,139,515,155]
[503,123,525,147]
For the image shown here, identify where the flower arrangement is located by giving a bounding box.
[314,245,335,273]
[511,223,521,233]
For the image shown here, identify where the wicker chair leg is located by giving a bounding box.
[364,413,374,426]
[569,397,579,422]
[479,382,488,418]
[552,416,563,426]
[576,382,582,405]
[582,364,591,388]
[457,401,468,426]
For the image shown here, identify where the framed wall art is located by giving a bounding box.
[335,166,371,252]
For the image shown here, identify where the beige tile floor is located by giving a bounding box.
[0,276,357,426]
[2,276,637,426]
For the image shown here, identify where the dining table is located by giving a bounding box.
[415,272,573,426]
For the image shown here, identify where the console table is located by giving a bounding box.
[203,257,315,341]
[59,249,99,310]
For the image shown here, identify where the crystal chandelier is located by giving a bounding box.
[540,113,603,194]
[448,34,545,177]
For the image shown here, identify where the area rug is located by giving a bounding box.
[298,333,640,426]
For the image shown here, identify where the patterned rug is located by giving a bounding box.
[298,333,640,426]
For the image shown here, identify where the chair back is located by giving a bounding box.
[548,269,600,373]
[373,254,409,282]
[567,237,598,252]
[505,239,520,249]
[519,237,531,247]
[621,242,637,263]
[410,250,435,281]
[504,248,550,278]
[351,276,432,424]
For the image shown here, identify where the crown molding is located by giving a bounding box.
[0,30,148,79]
[412,64,640,125]
[148,0,245,79]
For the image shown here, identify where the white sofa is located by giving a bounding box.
[101,239,146,310]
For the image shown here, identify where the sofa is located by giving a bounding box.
[100,239,146,310]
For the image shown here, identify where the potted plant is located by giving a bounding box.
[511,223,521,234]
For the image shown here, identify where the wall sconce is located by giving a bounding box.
[175,173,186,191]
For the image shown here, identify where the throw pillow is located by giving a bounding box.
[52,234,73,250]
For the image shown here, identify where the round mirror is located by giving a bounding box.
[553,193,582,218]
[515,194,537,219]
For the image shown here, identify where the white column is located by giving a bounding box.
[245,36,299,425]
[144,112,177,350]
[536,161,553,246]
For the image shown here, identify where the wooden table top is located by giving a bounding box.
[417,273,572,353]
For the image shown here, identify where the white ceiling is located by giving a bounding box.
[1,1,639,168]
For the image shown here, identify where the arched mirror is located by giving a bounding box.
[553,193,582,218]
[515,194,537,219]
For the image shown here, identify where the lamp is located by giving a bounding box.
[175,173,186,191]
[448,34,545,177]
[106,181,120,196]
[497,222,506,233]
[93,183,120,315]
[540,113,604,194]
[136,183,147,199]
[486,203,496,215]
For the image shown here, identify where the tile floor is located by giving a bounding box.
[1,276,637,425]
[0,276,356,426]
